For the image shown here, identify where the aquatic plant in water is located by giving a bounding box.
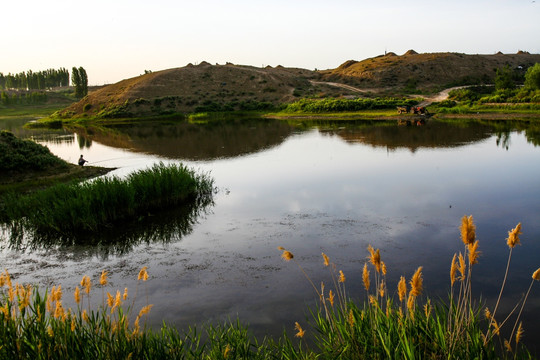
[0,162,214,239]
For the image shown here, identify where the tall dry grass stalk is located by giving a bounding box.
[486,222,522,343]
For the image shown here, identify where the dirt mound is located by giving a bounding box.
[320,52,540,91]
[58,64,324,118]
[404,49,418,55]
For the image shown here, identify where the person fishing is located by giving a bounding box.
[78,155,88,166]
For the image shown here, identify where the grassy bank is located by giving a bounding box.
[0,131,113,195]
[0,162,213,235]
[1,216,538,359]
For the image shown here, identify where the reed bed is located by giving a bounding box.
[0,267,277,359]
[279,215,539,359]
[0,162,213,235]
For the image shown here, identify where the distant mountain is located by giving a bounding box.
[57,52,540,118]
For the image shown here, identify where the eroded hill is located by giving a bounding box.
[56,52,540,118]
[321,51,540,91]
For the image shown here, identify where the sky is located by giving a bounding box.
[2,0,539,85]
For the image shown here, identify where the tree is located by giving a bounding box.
[72,66,88,98]
[495,65,515,90]
[524,63,540,90]
[78,67,88,97]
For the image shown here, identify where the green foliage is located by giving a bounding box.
[0,68,69,90]
[0,162,213,234]
[284,97,418,113]
[72,67,88,99]
[0,131,67,172]
[524,63,540,90]
[495,65,516,90]
[0,91,48,106]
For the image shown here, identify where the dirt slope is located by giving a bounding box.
[59,63,329,118]
[321,51,540,91]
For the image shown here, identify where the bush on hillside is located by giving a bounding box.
[0,131,67,172]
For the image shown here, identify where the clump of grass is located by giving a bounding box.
[278,215,539,359]
[0,162,213,235]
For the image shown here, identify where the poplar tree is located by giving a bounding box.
[72,66,88,98]
[72,67,82,98]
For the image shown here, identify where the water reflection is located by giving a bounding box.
[1,194,214,258]
[67,117,295,160]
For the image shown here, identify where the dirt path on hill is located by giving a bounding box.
[310,81,471,105]
[415,86,470,106]
[309,81,373,93]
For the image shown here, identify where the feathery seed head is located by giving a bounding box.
[407,293,416,315]
[450,253,458,286]
[484,307,492,320]
[506,223,522,249]
[410,267,423,297]
[138,267,149,281]
[74,286,81,304]
[458,253,466,281]
[516,322,524,345]
[382,261,387,276]
[533,268,540,281]
[100,271,108,286]
[277,246,285,250]
[107,292,114,307]
[322,253,330,266]
[123,287,128,300]
[327,290,335,307]
[348,308,355,327]
[424,299,432,319]
[339,270,346,283]
[294,322,305,338]
[368,245,382,273]
[362,263,370,291]
[468,240,480,265]
[378,281,385,298]
[138,304,153,317]
[398,276,407,302]
[223,344,232,359]
[504,339,512,352]
[281,250,294,261]
[460,215,476,245]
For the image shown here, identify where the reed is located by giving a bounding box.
[279,215,538,359]
[0,162,213,235]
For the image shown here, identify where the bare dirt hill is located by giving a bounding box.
[59,63,332,118]
[57,52,540,118]
[321,51,540,91]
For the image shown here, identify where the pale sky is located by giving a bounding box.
[2,0,539,85]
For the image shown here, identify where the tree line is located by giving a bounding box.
[0,68,69,90]
[0,66,88,98]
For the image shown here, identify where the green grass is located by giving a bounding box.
[0,102,72,120]
[0,162,214,235]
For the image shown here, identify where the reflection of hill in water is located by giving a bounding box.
[319,120,493,152]
[72,118,295,160]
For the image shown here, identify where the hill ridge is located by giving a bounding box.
[57,52,540,118]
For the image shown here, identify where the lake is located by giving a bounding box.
[1,117,540,350]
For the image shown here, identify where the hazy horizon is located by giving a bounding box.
[2,0,539,86]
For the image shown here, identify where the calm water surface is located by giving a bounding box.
[1,117,540,350]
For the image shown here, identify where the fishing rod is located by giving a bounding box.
[86,156,149,164]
